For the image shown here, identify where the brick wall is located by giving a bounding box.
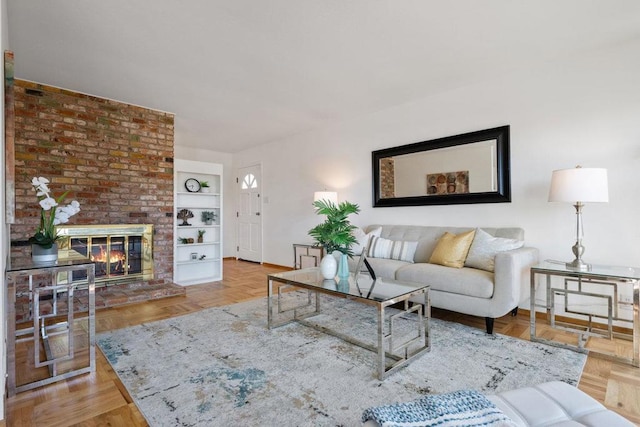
[10,80,175,285]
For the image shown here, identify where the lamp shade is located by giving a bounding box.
[548,167,609,203]
[313,191,338,204]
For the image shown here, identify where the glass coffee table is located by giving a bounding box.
[267,268,431,380]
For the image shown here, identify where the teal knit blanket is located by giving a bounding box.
[362,389,516,427]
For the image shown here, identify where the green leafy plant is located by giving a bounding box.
[200,181,209,188]
[197,229,206,238]
[308,199,360,255]
[201,211,217,223]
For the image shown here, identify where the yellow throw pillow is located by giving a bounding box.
[429,230,476,268]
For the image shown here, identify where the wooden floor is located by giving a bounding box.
[4,259,640,426]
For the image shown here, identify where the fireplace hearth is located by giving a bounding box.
[57,224,154,286]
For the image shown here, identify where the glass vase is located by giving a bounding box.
[337,253,349,280]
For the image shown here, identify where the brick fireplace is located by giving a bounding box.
[10,79,184,311]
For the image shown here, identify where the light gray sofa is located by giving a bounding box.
[354,224,539,334]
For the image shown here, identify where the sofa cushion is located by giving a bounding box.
[352,226,381,256]
[429,230,476,268]
[396,263,495,299]
[488,381,635,426]
[365,225,524,264]
[465,228,524,272]
[367,236,418,262]
[358,257,410,280]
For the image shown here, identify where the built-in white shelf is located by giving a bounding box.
[174,159,223,285]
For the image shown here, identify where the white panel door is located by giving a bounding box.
[237,164,262,263]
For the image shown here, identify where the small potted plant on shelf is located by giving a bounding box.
[308,199,360,279]
[200,181,210,193]
[197,229,206,243]
[201,211,217,225]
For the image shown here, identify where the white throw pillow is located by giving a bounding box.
[367,236,418,263]
[351,227,382,255]
[465,228,524,272]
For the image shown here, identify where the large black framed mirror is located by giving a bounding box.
[372,126,510,207]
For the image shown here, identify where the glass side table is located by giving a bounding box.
[530,261,640,367]
[293,243,324,270]
[5,252,96,396]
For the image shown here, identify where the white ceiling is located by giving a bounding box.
[7,1,640,153]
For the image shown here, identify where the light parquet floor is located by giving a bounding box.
[4,259,640,426]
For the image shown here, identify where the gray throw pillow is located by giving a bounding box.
[351,227,382,255]
[367,236,418,263]
[465,228,524,272]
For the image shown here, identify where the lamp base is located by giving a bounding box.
[566,259,591,271]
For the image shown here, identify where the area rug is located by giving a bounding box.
[97,296,586,426]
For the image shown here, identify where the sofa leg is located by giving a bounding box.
[511,307,518,316]
[485,317,494,335]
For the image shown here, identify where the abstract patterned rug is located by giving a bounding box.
[97,296,586,426]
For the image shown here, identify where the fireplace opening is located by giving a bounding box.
[68,235,144,281]
[57,224,153,286]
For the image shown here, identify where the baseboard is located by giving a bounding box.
[224,257,292,271]
[262,262,292,270]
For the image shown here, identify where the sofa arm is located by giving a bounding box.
[492,246,539,317]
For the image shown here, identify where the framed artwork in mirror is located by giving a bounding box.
[372,126,511,207]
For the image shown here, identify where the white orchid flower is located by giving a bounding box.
[32,176,49,187]
[54,210,70,225]
[58,203,80,217]
[39,197,58,211]
[30,177,81,247]
[32,177,51,196]
[65,201,81,215]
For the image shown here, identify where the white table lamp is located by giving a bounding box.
[313,191,338,205]
[548,166,608,271]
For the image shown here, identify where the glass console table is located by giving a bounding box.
[292,243,324,269]
[5,252,96,396]
[530,261,639,367]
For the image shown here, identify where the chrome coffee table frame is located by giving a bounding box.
[267,268,431,380]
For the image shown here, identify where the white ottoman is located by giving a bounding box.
[363,381,634,426]
[487,381,633,427]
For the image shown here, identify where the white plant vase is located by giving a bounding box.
[320,254,337,279]
[32,243,59,264]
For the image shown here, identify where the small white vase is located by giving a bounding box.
[32,243,59,264]
[320,254,337,279]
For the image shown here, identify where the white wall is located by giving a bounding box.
[230,38,640,302]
